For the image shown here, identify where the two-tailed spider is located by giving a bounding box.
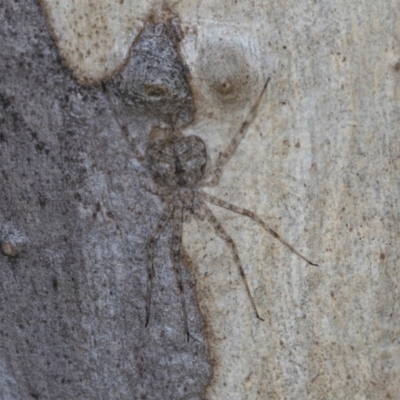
[108,77,317,340]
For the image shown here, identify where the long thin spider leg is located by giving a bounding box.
[200,192,318,266]
[197,201,264,321]
[202,77,271,187]
[181,245,194,273]
[146,205,174,327]
[171,206,190,341]
[139,175,171,200]
[102,83,146,165]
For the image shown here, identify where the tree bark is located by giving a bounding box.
[1,1,400,399]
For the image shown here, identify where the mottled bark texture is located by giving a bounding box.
[108,17,194,129]
[0,1,210,399]
[3,0,400,399]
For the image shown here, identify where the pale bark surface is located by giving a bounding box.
[1,0,400,399]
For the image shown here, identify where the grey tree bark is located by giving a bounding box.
[1,0,400,399]
[0,1,210,399]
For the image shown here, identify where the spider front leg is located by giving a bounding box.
[102,83,146,165]
[146,205,174,327]
[196,201,264,321]
[202,77,270,187]
[200,192,318,266]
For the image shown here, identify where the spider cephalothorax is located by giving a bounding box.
[146,135,207,190]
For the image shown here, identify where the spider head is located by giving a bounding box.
[147,135,207,189]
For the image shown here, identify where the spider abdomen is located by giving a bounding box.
[147,135,207,189]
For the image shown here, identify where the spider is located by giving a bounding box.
[107,77,317,339]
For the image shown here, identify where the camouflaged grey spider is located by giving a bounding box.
[108,78,317,339]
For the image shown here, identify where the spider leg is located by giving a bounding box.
[181,245,194,276]
[139,175,171,200]
[171,206,190,341]
[200,192,318,266]
[146,205,174,327]
[102,83,146,165]
[202,77,270,187]
[196,200,264,321]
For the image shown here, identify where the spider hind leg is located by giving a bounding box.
[200,192,318,266]
[171,207,191,341]
[146,206,174,327]
[196,200,264,321]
